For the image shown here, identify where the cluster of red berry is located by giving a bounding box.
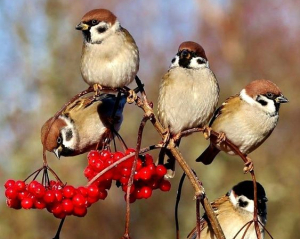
[84,149,171,203]
[4,178,109,218]
[4,149,171,218]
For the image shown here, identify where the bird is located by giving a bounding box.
[157,41,219,137]
[157,41,219,176]
[75,9,139,92]
[196,79,288,167]
[41,93,126,158]
[187,180,268,239]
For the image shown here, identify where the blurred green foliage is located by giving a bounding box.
[0,1,299,238]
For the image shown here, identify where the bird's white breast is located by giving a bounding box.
[81,32,139,88]
[158,67,219,134]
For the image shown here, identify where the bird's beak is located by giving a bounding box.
[53,147,62,159]
[75,22,89,31]
[275,95,289,104]
[179,50,191,60]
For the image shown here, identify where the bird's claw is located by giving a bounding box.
[243,157,254,173]
[203,126,212,140]
[93,84,103,96]
[127,89,137,104]
[216,132,226,144]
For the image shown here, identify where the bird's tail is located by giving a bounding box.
[196,144,220,165]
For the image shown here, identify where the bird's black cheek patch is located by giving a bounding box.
[238,198,248,208]
[65,129,73,141]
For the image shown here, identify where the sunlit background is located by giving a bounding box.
[0,1,299,238]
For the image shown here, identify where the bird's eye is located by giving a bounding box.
[57,137,62,144]
[266,92,274,99]
[91,20,98,25]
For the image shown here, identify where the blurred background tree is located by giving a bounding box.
[0,0,299,238]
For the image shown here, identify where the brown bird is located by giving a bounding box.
[187,181,268,239]
[41,94,126,158]
[157,41,219,176]
[157,41,219,137]
[75,9,139,90]
[196,79,288,166]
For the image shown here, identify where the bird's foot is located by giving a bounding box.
[203,126,212,140]
[216,132,226,144]
[93,84,103,96]
[172,132,182,145]
[126,89,137,104]
[243,156,254,173]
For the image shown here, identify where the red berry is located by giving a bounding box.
[140,186,152,199]
[135,188,143,199]
[43,190,56,204]
[77,187,88,197]
[138,167,152,181]
[53,189,63,202]
[28,181,41,194]
[50,203,65,218]
[87,196,99,206]
[62,199,74,215]
[88,150,101,162]
[98,179,112,190]
[87,184,99,198]
[147,163,156,175]
[4,179,15,189]
[63,185,75,199]
[159,180,171,192]
[34,199,46,209]
[14,180,26,192]
[98,190,108,200]
[113,151,125,162]
[100,149,111,161]
[21,197,34,209]
[156,165,167,178]
[144,154,154,165]
[18,190,29,200]
[72,194,86,207]
[121,167,131,177]
[119,176,129,185]
[84,166,95,179]
[73,206,87,217]
[6,198,21,209]
[5,187,18,199]
[147,176,161,189]
[34,184,46,198]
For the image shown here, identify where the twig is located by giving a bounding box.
[123,116,149,238]
[52,217,66,239]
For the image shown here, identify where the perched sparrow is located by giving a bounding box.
[75,9,139,90]
[157,41,219,175]
[196,79,288,165]
[187,180,268,239]
[157,41,219,136]
[41,94,126,158]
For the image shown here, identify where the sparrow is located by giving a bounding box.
[41,93,126,158]
[157,41,219,176]
[75,9,139,91]
[187,180,268,239]
[157,41,219,137]
[196,79,288,166]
